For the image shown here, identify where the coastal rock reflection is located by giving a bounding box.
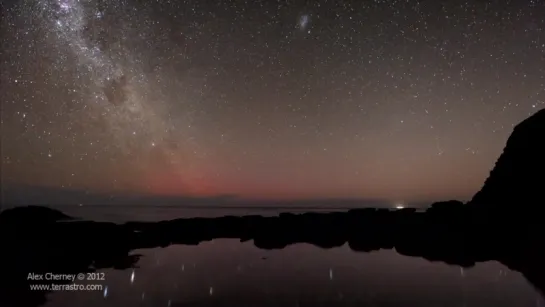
[37,241,542,307]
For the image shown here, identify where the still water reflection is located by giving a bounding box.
[35,206,543,306]
[46,240,542,307]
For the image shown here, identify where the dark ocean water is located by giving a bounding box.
[30,206,545,306]
[50,205,406,222]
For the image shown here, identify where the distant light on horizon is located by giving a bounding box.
[395,204,405,209]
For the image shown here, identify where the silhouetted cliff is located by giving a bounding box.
[471,109,545,212]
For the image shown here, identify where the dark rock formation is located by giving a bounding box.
[1,203,544,307]
[471,109,545,212]
[0,206,72,225]
[427,200,465,215]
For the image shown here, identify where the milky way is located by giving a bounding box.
[2,0,545,202]
[3,0,207,195]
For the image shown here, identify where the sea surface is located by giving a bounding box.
[36,206,545,306]
[50,204,408,223]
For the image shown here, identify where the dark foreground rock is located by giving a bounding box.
[0,206,72,225]
[0,205,544,307]
[471,109,545,212]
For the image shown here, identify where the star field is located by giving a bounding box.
[1,0,545,202]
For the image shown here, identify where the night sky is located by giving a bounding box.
[1,0,544,203]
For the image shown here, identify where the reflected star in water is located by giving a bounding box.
[27,242,541,306]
